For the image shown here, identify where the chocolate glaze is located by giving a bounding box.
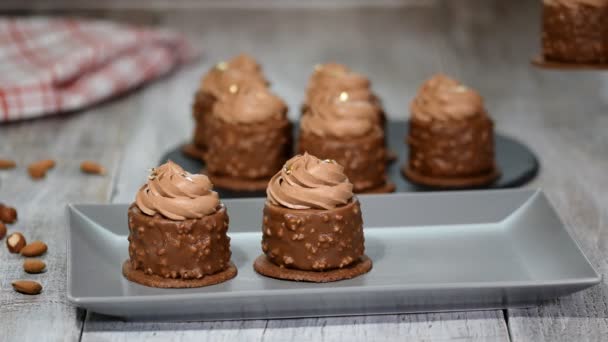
[261,199,365,271]
[298,127,389,193]
[542,3,608,63]
[407,114,495,178]
[204,114,292,184]
[127,204,232,280]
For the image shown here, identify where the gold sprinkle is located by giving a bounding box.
[323,159,336,164]
[454,85,467,93]
[216,61,228,71]
[229,84,238,94]
[339,92,349,102]
[283,166,291,175]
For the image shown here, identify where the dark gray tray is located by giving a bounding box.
[67,189,599,320]
[161,121,539,198]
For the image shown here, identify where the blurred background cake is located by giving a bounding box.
[542,0,608,64]
[203,83,292,191]
[403,74,499,188]
[298,76,393,193]
[191,54,268,159]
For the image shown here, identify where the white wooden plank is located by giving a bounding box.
[82,311,509,342]
[0,98,143,341]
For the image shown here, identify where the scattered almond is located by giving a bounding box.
[80,161,106,175]
[27,159,55,179]
[0,159,16,169]
[0,222,6,239]
[20,240,47,257]
[0,206,17,223]
[6,232,26,253]
[23,259,46,273]
[12,280,42,295]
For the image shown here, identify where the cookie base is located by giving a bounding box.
[123,261,237,288]
[403,165,500,188]
[532,56,608,70]
[253,255,372,283]
[207,172,270,192]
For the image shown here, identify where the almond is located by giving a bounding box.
[6,232,26,253]
[0,159,16,169]
[12,280,42,295]
[0,222,6,239]
[20,240,47,257]
[0,206,17,223]
[23,259,46,273]
[80,161,106,175]
[27,159,55,179]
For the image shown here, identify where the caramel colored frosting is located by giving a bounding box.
[266,153,354,210]
[305,63,371,104]
[135,161,219,220]
[201,53,267,98]
[301,90,379,138]
[544,0,608,8]
[212,83,286,124]
[410,74,485,122]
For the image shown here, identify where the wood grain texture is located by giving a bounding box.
[0,99,141,340]
[82,311,509,342]
[3,0,608,341]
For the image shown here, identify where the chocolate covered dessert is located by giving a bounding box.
[403,74,499,188]
[204,83,292,191]
[190,54,268,159]
[254,153,372,283]
[298,82,393,193]
[123,161,237,288]
[541,0,608,64]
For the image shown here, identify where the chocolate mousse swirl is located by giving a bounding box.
[201,53,267,98]
[410,74,485,122]
[301,90,380,138]
[267,153,354,210]
[135,161,219,220]
[212,84,286,124]
[305,63,371,104]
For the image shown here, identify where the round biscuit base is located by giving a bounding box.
[253,255,372,283]
[207,173,270,192]
[532,56,608,70]
[403,165,500,188]
[123,261,237,288]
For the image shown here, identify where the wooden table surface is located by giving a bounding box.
[1,1,607,341]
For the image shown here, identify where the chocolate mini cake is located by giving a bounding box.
[123,161,237,288]
[403,74,499,188]
[254,153,372,282]
[190,54,268,159]
[298,85,393,193]
[542,0,608,64]
[204,83,292,191]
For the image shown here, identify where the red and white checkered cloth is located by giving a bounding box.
[0,17,197,122]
